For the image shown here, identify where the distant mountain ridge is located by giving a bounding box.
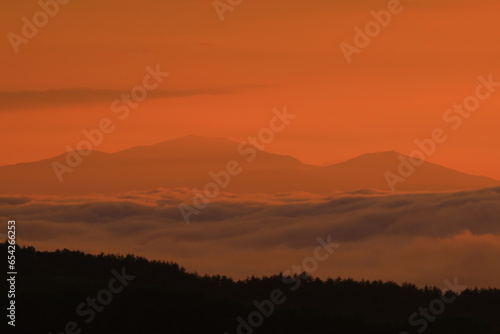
[0,136,498,195]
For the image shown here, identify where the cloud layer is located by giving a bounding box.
[3,187,500,287]
[0,85,270,111]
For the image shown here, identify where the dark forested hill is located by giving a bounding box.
[3,243,500,334]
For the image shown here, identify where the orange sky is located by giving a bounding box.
[1,0,500,179]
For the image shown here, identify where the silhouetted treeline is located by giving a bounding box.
[2,243,499,333]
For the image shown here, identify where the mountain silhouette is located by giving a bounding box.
[0,136,497,195]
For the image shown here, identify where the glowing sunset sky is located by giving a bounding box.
[1,0,500,179]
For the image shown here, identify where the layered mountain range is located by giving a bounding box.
[1,135,498,195]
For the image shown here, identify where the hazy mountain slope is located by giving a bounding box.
[0,137,497,195]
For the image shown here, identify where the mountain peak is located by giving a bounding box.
[169,135,236,145]
[354,151,403,159]
[335,151,409,167]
